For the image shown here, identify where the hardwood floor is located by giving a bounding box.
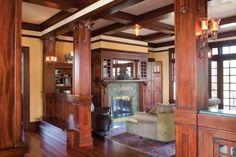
[23,132,152,157]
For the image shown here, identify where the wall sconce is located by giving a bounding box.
[46,55,57,64]
[198,18,221,58]
[133,24,141,36]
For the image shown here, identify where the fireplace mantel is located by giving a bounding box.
[103,79,147,83]
[92,49,148,111]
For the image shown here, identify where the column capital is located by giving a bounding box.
[42,36,56,44]
[73,19,94,31]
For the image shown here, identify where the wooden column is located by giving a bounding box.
[174,0,208,157]
[43,36,56,93]
[73,20,94,147]
[0,0,27,156]
[42,36,56,118]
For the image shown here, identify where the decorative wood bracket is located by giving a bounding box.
[180,0,189,14]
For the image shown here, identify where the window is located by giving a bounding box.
[169,48,176,103]
[209,41,236,110]
[210,61,218,98]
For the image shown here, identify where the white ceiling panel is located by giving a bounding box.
[22,2,60,24]
[122,0,173,15]
[149,36,175,44]
[122,28,158,36]
[93,19,115,30]
[208,0,236,19]
[159,14,174,26]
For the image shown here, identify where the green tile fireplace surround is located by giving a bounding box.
[108,82,139,117]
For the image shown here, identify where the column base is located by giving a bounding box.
[0,143,28,157]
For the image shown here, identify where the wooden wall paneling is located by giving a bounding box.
[176,124,197,157]
[198,114,236,157]
[91,50,102,107]
[0,0,28,156]
[45,93,56,118]
[73,20,94,147]
[56,93,68,121]
[174,0,208,156]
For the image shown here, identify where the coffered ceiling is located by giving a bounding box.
[22,0,236,50]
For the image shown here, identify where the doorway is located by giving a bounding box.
[21,46,30,131]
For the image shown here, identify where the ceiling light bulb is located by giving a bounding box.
[134,24,141,36]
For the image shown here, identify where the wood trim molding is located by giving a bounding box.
[198,114,236,133]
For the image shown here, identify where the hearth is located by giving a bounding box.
[112,96,133,118]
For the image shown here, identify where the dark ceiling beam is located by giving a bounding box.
[142,22,174,34]
[112,32,144,40]
[90,0,144,20]
[22,22,42,31]
[40,11,73,30]
[148,41,175,48]
[220,15,236,26]
[137,4,174,23]
[92,23,127,37]
[104,12,136,24]
[23,0,78,12]
[95,4,174,36]
[143,32,174,41]
[49,0,144,36]
[148,30,236,48]
[63,31,73,37]
[23,0,100,12]
[217,30,236,39]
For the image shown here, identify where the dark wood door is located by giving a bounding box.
[152,61,163,105]
[21,47,30,131]
[145,61,163,110]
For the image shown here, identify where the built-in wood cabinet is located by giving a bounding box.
[92,49,148,108]
[55,63,72,93]
[44,63,72,94]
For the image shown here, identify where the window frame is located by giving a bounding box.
[209,40,236,110]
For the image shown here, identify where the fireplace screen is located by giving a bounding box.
[112,96,133,118]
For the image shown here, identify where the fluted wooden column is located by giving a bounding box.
[174,0,208,156]
[0,0,27,156]
[73,20,94,147]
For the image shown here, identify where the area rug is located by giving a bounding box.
[110,133,175,157]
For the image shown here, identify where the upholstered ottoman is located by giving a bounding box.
[125,117,138,135]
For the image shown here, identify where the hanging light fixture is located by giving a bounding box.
[198,18,221,58]
[134,24,141,36]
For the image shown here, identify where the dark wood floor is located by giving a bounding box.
[23,132,152,157]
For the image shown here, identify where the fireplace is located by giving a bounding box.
[112,96,133,118]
